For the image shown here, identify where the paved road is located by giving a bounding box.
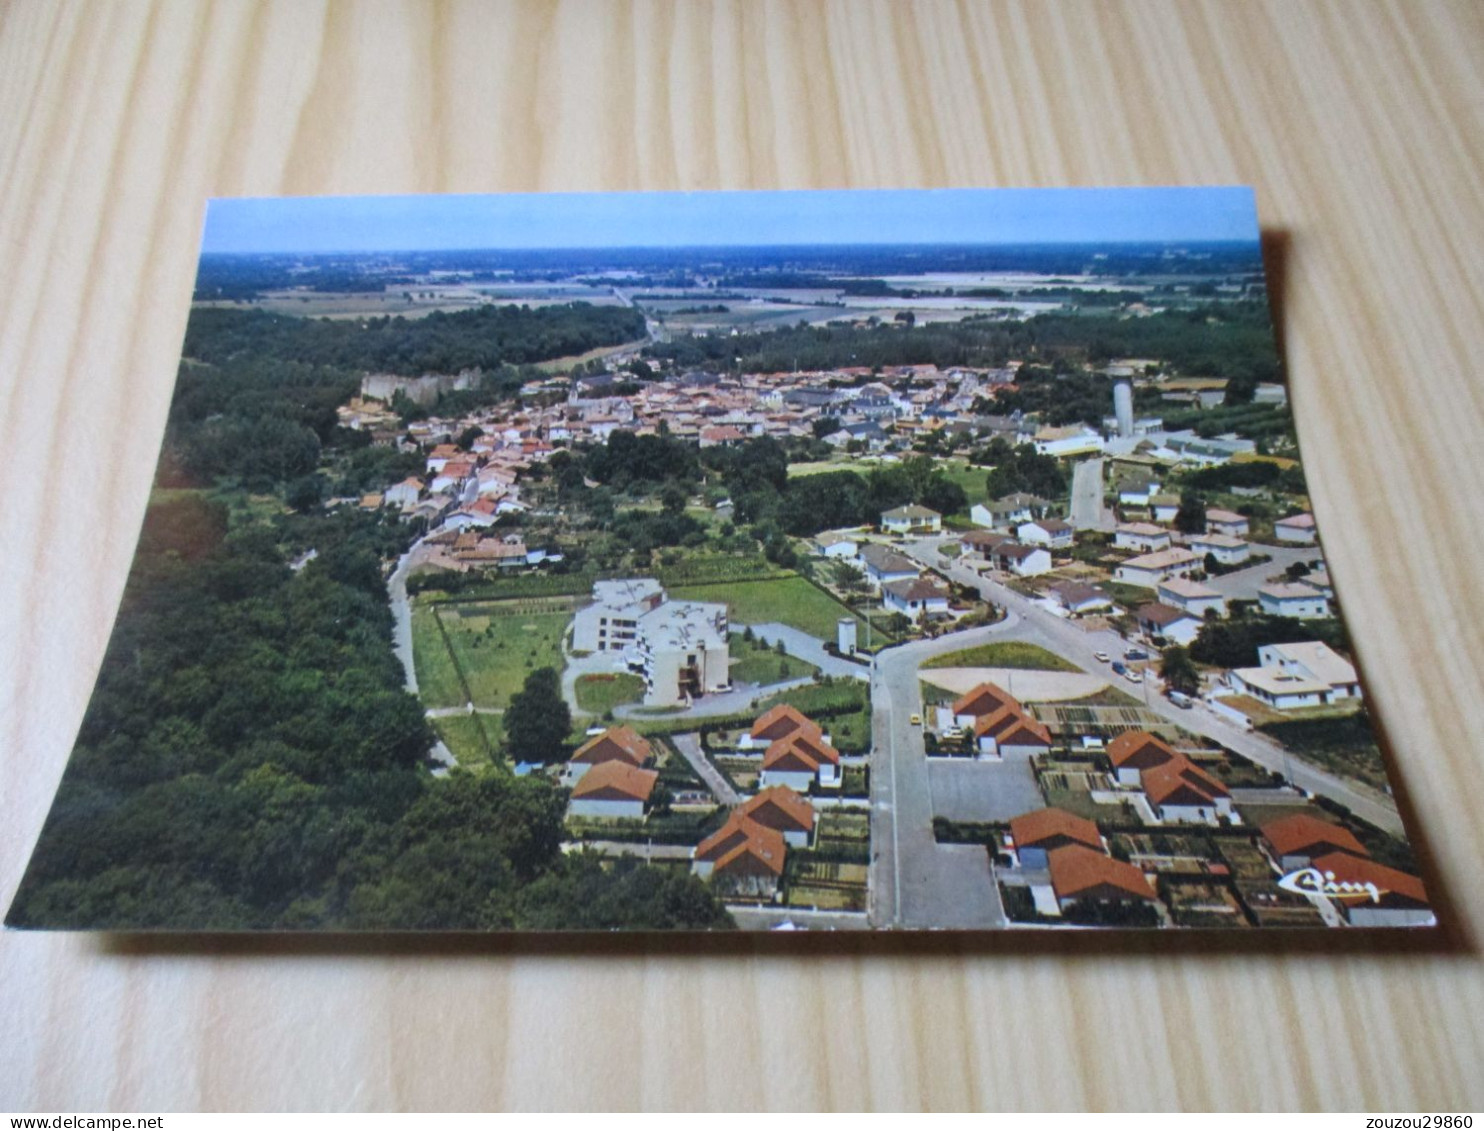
[611,676,816,722]
[899,537,1403,835]
[1069,457,1110,531]
[426,705,503,719]
[561,645,628,717]
[751,623,870,680]
[562,840,694,861]
[727,906,872,931]
[389,538,461,774]
[870,620,1021,929]
[387,544,421,694]
[669,732,743,805]
[1200,542,1326,601]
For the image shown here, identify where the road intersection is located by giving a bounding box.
[864,533,1403,930]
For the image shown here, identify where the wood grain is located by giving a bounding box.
[3,0,1484,1111]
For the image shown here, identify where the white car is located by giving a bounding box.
[1124,670,1143,684]
[1093,651,1110,663]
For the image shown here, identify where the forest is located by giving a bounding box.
[8,300,732,931]
[183,302,646,376]
[8,493,730,930]
[646,302,1282,387]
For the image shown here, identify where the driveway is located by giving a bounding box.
[669,732,742,805]
[751,623,869,681]
[1201,543,1326,600]
[1069,457,1112,531]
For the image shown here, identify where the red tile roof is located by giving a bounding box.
[1106,731,1179,771]
[1010,808,1102,852]
[1308,852,1429,909]
[569,760,658,802]
[738,786,816,834]
[1048,846,1157,902]
[1142,757,1230,807]
[952,682,1018,719]
[1261,813,1369,861]
[762,729,840,773]
[749,704,819,743]
[694,813,788,878]
[570,726,652,767]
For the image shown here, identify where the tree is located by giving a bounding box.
[832,560,867,597]
[1160,646,1201,696]
[457,425,484,449]
[812,415,841,439]
[504,668,572,764]
[919,475,968,517]
[1174,490,1207,534]
[286,474,324,513]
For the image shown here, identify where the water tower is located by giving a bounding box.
[1113,379,1135,438]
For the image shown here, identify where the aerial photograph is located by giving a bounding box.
[6,186,1432,932]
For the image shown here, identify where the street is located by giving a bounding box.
[864,534,1404,930]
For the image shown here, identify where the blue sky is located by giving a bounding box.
[201,186,1258,254]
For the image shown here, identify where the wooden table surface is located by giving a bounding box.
[3,0,1483,1112]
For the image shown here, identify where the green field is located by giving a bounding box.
[670,576,873,642]
[922,642,1081,672]
[411,605,470,708]
[574,672,645,714]
[935,460,989,509]
[728,634,818,685]
[412,598,572,710]
[431,713,501,770]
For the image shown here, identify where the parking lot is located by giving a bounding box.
[927,756,1044,823]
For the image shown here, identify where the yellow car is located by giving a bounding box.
[909,713,922,725]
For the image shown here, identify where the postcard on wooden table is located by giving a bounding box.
[6,187,1434,933]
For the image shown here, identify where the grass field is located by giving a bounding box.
[411,605,469,708]
[922,642,1081,672]
[670,576,872,642]
[574,673,645,714]
[412,598,572,710]
[431,713,501,770]
[729,634,818,685]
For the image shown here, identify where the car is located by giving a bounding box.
[909,713,922,726]
[1168,690,1194,709]
[1111,661,1127,675]
[1094,650,1110,663]
[1124,670,1144,684]
[1124,647,1149,661]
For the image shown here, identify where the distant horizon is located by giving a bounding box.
[199,236,1262,258]
[201,187,1260,255]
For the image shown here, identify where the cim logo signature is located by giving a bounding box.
[1277,866,1384,904]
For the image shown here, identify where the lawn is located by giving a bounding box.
[413,598,573,710]
[574,672,645,714]
[431,713,501,770]
[411,604,469,709]
[728,633,818,685]
[934,460,989,509]
[670,575,875,642]
[922,642,1081,672]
